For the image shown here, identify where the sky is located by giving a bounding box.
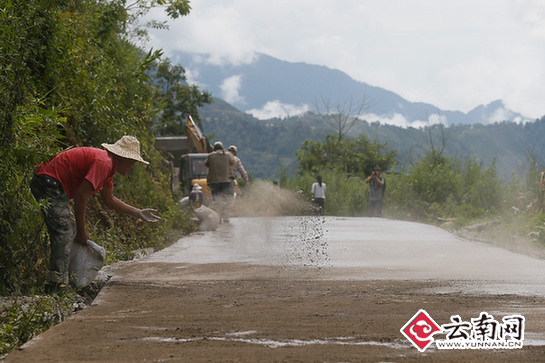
[142,0,545,120]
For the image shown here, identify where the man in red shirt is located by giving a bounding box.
[30,136,160,293]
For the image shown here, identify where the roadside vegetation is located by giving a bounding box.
[0,0,206,356]
[285,126,545,258]
[2,0,545,358]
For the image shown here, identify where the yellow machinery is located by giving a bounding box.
[156,115,241,198]
[180,116,213,195]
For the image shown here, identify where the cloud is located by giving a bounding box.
[142,0,545,119]
[247,101,310,120]
[219,75,245,105]
[516,0,545,41]
[184,67,200,86]
[144,3,258,67]
[488,108,510,124]
[485,107,532,125]
[362,113,447,129]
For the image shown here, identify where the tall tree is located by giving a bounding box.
[152,58,212,136]
[313,95,370,141]
[296,134,397,176]
[0,0,197,295]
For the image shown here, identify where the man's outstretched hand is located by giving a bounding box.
[135,208,161,223]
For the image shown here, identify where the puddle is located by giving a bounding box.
[140,334,406,349]
[131,326,168,331]
[138,329,545,348]
[225,330,258,336]
[522,332,545,346]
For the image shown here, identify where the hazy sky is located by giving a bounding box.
[143,0,545,119]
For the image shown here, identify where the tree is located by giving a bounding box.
[0,0,197,295]
[423,112,447,165]
[127,0,191,19]
[387,152,503,221]
[296,134,397,176]
[313,95,370,140]
[0,0,71,294]
[0,0,56,148]
[151,58,212,136]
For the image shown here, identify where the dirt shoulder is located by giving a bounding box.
[450,219,545,261]
[5,261,545,362]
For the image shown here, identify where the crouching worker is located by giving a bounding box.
[189,183,204,208]
[180,184,219,231]
[30,136,161,293]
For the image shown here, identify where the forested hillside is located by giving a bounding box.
[200,98,545,181]
[0,0,203,297]
[199,99,330,178]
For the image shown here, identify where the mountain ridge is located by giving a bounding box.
[173,51,532,126]
[198,97,545,182]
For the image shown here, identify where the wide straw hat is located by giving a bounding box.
[102,136,149,164]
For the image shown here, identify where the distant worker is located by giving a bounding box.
[30,136,160,293]
[189,183,204,208]
[365,166,386,217]
[227,145,249,189]
[311,175,326,215]
[205,141,235,223]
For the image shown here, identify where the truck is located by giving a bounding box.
[180,115,213,196]
[154,116,212,196]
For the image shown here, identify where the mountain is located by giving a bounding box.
[172,51,530,126]
[198,99,330,179]
[198,97,545,182]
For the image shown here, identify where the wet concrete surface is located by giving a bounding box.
[144,216,545,295]
[6,217,545,362]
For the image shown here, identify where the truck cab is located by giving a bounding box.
[180,153,210,196]
[155,116,213,196]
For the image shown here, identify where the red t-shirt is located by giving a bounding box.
[36,147,117,198]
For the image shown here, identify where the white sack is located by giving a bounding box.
[69,240,106,288]
[195,205,220,231]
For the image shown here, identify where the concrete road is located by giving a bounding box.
[144,216,545,294]
[6,217,545,362]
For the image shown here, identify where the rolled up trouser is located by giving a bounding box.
[30,174,75,284]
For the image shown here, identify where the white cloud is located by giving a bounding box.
[485,107,531,124]
[488,108,510,124]
[142,0,545,120]
[247,101,310,120]
[516,0,545,40]
[219,75,244,105]
[428,114,449,127]
[362,112,447,129]
[184,67,200,86]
